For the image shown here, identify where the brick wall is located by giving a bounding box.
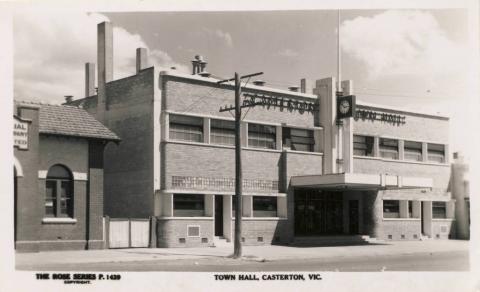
[156,219,213,247]
[381,220,422,240]
[163,143,282,190]
[15,107,40,251]
[164,77,316,128]
[102,69,155,218]
[354,105,449,143]
[233,219,289,245]
[37,136,89,244]
[432,220,455,239]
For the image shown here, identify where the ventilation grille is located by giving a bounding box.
[201,237,208,243]
[179,238,186,243]
[187,225,200,237]
[388,235,393,240]
[257,237,263,242]
[413,234,418,239]
[401,234,405,239]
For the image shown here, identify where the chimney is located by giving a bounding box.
[136,48,148,73]
[97,21,113,122]
[300,78,312,94]
[288,86,299,92]
[64,95,73,103]
[85,62,95,97]
[191,55,205,74]
[253,80,266,86]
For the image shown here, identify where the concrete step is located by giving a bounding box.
[292,235,376,246]
[212,236,233,248]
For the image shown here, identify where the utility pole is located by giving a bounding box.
[218,71,263,258]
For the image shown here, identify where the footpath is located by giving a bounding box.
[15,240,469,268]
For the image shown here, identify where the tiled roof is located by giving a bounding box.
[15,100,120,141]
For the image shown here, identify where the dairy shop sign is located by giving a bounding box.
[14,117,29,150]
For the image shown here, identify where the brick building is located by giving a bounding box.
[14,101,120,252]
[67,21,455,248]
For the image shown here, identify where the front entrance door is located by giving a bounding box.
[215,195,223,236]
[294,189,343,236]
[348,200,359,234]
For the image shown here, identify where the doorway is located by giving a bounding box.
[348,200,359,235]
[215,195,223,237]
[294,189,343,236]
[421,201,425,235]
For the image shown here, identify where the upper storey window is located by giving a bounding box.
[282,127,314,152]
[169,114,203,143]
[379,138,399,160]
[427,143,445,163]
[210,119,235,146]
[404,141,422,162]
[353,135,374,157]
[248,123,276,149]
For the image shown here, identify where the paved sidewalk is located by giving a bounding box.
[16,240,469,268]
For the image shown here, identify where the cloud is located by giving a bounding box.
[202,28,233,47]
[276,48,299,58]
[340,10,467,80]
[14,10,188,103]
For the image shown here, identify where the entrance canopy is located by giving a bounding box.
[291,173,432,190]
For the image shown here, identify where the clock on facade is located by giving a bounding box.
[336,95,356,119]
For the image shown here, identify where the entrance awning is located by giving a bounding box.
[290,173,432,190]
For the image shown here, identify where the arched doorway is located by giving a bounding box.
[14,157,23,249]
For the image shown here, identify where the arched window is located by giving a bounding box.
[46,165,73,218]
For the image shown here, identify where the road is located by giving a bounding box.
[17,250,468,272]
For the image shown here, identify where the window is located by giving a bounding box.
[408,201,413,218]
[253,196,277,217]
[45,165,73,218]
[282,127,314,152]
[432,201,447,219]
[428,143,445,163]
[404,141,422,161]
[353,135,374,156]
[169,114,203,142]
[248,123,276,149]
[379,138,399,159]
[173,194,205,217]
[383,200,399,218]
[210,119,235,146]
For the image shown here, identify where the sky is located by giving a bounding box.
[12,8,475,157]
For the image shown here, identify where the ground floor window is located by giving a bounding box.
[45,164,73,218]
[432,201,447,219]
[383,200,400,218]
[253,196,277,217]
[173,194,205,217]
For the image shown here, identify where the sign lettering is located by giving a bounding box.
[14,117,29,150]
[354,109,406,125]
[242,93,318,114]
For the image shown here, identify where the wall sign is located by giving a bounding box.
[14,117,29,150]
[242,93,318,114]
[354,109,406,125]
